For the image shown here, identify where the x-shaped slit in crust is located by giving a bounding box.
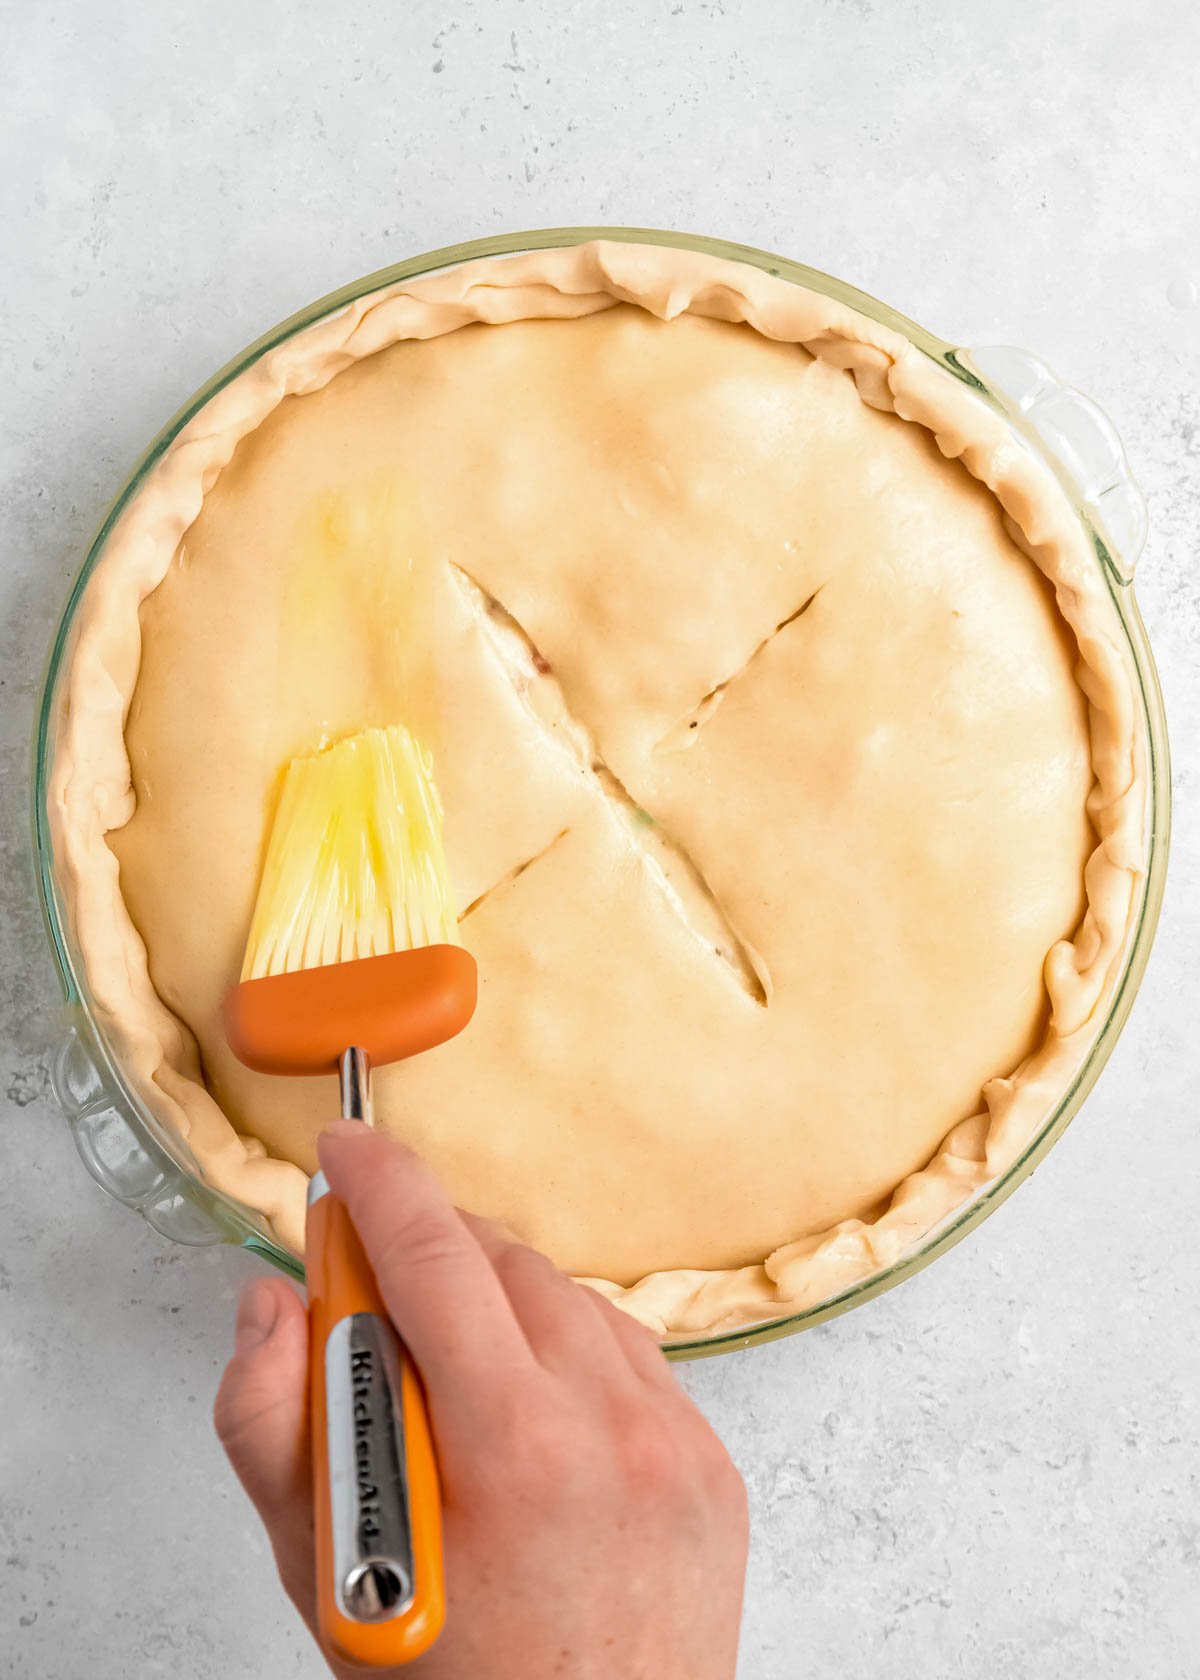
[449,564,770,1005]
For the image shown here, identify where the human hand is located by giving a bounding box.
[214,1123,748,1678]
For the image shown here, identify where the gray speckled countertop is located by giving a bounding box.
[3,3,1198,1676]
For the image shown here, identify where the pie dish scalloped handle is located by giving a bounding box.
[960,345,1148,583]
[50,1017,229,1247]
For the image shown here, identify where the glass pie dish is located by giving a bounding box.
[33,226,1170,1359]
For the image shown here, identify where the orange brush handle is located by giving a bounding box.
[308,1191,445,1667]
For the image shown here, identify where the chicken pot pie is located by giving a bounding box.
[50,242,1144,1335]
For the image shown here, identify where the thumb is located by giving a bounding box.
[214,1275,315,1615]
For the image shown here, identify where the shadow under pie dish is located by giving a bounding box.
[38,230,1167,1352]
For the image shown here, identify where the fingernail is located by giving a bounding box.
[319,1119,374,1144]
[235,1280,279,1353]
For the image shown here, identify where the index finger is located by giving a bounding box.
[316,1123,535,1407]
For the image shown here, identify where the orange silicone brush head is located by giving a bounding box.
[223,724,476,1076]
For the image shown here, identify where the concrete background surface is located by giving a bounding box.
[2,2,1197,1675]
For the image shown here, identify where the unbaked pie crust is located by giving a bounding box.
[49,243,1144,1335]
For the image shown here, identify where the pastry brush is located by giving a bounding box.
[224,723,476,1668]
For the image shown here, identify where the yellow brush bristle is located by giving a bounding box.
[241,724,458,982]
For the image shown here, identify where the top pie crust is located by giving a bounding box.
[49,242,1144,1336]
